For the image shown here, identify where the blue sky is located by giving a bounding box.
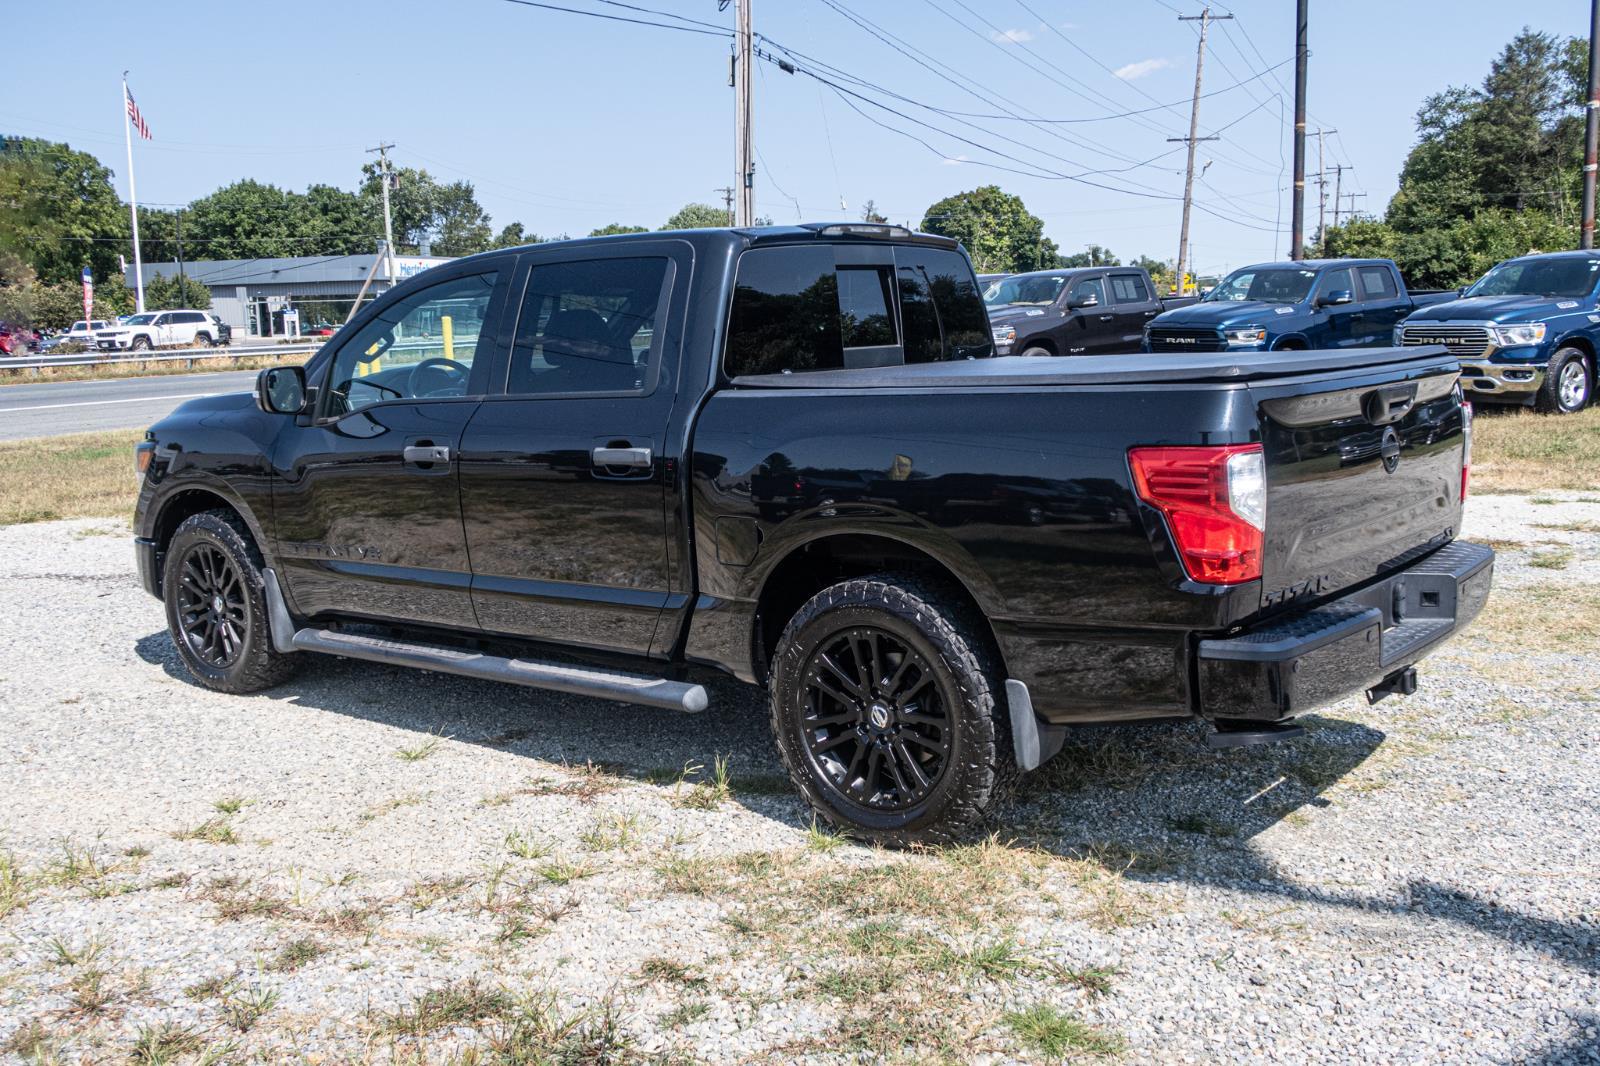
[6,0,1584,274]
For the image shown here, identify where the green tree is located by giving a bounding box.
[144,273,212,310]
[663,203,732,229]
[919,186,1057,273]
[0,137,127,285]
[589,223,649,237]
[184,180,308,259]
[1060,244,1120,268]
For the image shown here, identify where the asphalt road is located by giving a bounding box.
[0,369,258,442]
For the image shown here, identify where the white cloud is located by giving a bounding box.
[990,27,1034,44]
[1114,57,1170,80]
[942,154,970,166]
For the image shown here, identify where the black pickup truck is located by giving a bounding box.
[985,265,1197,355]
[133,224,1492,844]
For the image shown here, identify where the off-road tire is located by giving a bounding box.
[768,573,1013,846]
[163,510,299,693]
[1535,347,1592,414]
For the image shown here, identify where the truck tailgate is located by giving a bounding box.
[1249,357,1465,612]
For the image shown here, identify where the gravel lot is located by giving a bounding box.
[0,494,1596,1064]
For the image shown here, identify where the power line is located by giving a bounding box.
[497,0,732,37]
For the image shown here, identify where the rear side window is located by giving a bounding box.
[1357,266,1398,301]
[725,245,994,376]
[724,246,843,375]
[509,257,671,395]
[1108,274,1150,303]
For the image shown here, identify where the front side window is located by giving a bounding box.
[985,273,1067,307]
[324,271,498,416]
[1068,277,1105,307]
[1316,268,1354,302]
[508,257,670,395]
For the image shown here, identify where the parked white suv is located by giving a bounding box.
[95,310,224,351]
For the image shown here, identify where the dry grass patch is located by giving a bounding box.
[1470,406,1600,493]
[0,430,143,525]
[1469,582,1600,652]
[0,349,312,387]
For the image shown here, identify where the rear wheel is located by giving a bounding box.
[194,332,212,348]
[768,574,1011,846]
[163,510,299,693]
[1536,347,1591,414]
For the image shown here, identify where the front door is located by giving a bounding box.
[1060,275,1112,354]
[458,244,686,657]
[1314,267,1360,348]
[270,265,511,629]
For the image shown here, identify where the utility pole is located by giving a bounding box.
[733,0,755,226]
[1341,191,1368,223]
[1312,128,1336,249]
[175,208,186,304]
[715,186,736,226]
[1289,0,1308,260]
[367,142,397,286]
[1330,164,1350,228]
[1583,0,1599,248]
[1169,6,1230,296]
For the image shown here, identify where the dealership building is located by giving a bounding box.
[124,253,454,338]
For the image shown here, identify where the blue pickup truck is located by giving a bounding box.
[1143,259,1455,355]
[1397,251,1596,414]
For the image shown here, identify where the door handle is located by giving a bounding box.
[403,444,450,464]
[1099,314,1116,321]
[592,446,652,469]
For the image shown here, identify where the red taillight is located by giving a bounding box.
[1129,444,1265,585]
[1460,400,1473,503]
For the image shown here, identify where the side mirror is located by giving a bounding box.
[1318,289,1354,308]
[1068,293,1100,310]
[256,365,307,414]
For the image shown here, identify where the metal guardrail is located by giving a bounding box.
[2,342,324,373]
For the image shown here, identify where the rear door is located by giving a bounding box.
[1354,264,1409,345]
[1106,272,1159,351]
[1250,356,1464,609]
[456,240,690,657]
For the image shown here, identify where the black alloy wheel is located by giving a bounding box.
[174,542,247,668]
[800,625,952,812]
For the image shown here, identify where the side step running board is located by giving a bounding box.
[261,570,707,713]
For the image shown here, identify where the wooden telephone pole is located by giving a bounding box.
[1170,7,1230,295]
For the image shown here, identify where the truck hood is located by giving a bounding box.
[986,303,1058,326]
[150,391,257,431]
[1151,300,1299,329]
[1405,294,1580,324]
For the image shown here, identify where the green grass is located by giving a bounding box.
[1471,405,1600,494]
[1004,1004,1125,1058]
[0,430,144,525]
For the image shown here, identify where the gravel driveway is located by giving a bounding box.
[0,495,1596,1064]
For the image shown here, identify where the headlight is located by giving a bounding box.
[992,325,1016,344]
[1492,323,1546,347]
[1224,326,1267,346]
[1393,324,1404,345]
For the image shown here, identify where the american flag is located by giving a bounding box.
[125,86,151,140]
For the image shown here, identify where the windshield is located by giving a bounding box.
[121,313,157,326]
[985,274,1069,307]
[1205,267,1318,304]
[1466,258,1600,299]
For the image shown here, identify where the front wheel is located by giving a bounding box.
[131,335,151,351]
[163,510,299,693]
[1536,348,1591,414]
[768,574,1011,846]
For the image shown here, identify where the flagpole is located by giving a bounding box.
[122,71,145,314]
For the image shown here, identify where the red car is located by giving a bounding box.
[0,323,38,357]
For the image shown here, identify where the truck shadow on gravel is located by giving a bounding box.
[136,630,1598,983]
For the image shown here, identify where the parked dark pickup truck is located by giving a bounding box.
[1397,251,1597,414]
[1144,259,1456,354]
[133,224,1492,843]
[986,265,1197,355]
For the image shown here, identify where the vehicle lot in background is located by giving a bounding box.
[1144,258,1455,355]
[95,310,223,351]
[1399,250,1599,414]
[984,264,1194,354]
[0,491,1593,1062]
